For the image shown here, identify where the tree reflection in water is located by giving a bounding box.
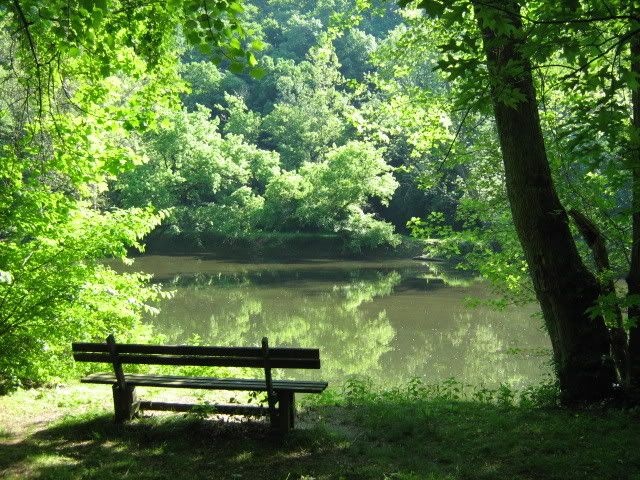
[135,257,551,388]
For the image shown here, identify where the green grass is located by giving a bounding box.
[1,382,640,479]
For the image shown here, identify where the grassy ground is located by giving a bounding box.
[1,382,640,480]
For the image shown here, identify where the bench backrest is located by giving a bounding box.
[72,337,321,369]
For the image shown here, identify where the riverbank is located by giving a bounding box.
[2,382,639,479]
[142,232,427,260]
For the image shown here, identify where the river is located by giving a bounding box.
[122,255,552,389]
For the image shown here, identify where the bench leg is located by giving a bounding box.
[290,393,295,429]
[277,391,294,433]
[112,384,138,423]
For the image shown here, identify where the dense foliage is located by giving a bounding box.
[0,0,260,391]
[110,16,412,249]
[113,52,400,249]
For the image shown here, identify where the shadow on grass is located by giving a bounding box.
[2,399,640,480]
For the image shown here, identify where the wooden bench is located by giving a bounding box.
[72,335,327,433]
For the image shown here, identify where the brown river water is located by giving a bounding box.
[118,255,553,388]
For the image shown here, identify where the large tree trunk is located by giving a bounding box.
[628,17,640,393]
[569,209,628,387]
[472,0,615,403]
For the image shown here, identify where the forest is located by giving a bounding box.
[2,1,640,478]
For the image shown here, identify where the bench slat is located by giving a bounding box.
[73,352,320,369]
[72,342,319,360]
[80,372,328,393]
[138,401,269,416]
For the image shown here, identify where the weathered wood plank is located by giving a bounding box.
[277,390,294,433]
[275,389,296,429]
[72,342,320,359]
[112,384,138,423]
[138,401,269,416]
[80,372,328,393]
[106,334,126,388]
[73,352,321,369]
[262,337,277,428]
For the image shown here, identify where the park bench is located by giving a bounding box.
[71,335,327,433]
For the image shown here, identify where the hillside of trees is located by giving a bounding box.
[107,0,460,252]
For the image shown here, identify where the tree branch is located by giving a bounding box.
[11,0,43,118]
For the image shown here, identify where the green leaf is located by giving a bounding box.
[250,39,266,51]
[416,0,446,17]
[249,66,266,79]
[229,62,244,74]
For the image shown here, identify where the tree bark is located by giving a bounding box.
[569,209,628,387]
[472,0,615,403]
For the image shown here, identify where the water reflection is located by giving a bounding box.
[124,256,552,388]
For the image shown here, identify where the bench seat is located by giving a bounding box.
[81,372,328,393]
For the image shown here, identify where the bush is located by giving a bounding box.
[0,207,168,392]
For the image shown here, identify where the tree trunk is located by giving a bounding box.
[627,13,640,393]
[472,0,615,403]
[569,209,628,387]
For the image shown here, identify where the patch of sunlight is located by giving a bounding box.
[231,451,253,463]
[480,462,502,476]
[279,439,350,461]
[418,273,473,288]
[148,445,166,456]
[280,449,314,460]
[103,441,128,453]
[30,453,79,468]
[1,383,112,419]
[137,386,247,405]
[384,474,458,480]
